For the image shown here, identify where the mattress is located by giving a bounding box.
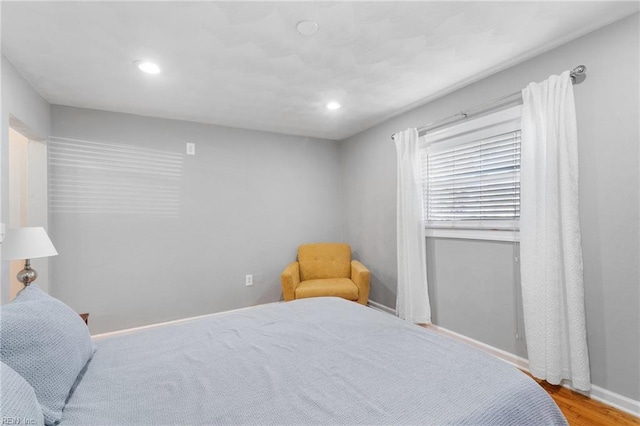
[60,297,566,425]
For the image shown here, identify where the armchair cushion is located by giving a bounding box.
[298,243,351,281]
[295,278,359,301]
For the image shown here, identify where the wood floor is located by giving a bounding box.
[525,373,640,426]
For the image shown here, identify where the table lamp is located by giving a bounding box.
[1,227,58,287]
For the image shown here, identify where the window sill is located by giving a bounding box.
[425,228,519,242]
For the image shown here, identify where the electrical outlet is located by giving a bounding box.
[186,143,195,155]
[245,274,253,287]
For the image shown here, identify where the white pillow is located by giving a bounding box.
[0,285,94,425]
[0,362,44,426]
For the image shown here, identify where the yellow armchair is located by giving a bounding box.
[281,243,370,305]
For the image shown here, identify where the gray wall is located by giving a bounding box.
[426,239,527,358]
[340,14,639,401]
[50,106,343,334]
[1,54,51,302]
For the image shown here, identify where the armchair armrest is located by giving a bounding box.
[281,261,301,302]
[351,260,371,305]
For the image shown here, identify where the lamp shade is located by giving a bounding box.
[1,227,58,261]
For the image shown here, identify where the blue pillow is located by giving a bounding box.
[0,362,45,426]
[0,285,93,425]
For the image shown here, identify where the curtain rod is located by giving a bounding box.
[391,65,587,140]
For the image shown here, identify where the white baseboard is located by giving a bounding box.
[429,325,530,371]
[429,324,640,418]
[367,300,396,316]
[91,304,263,340]
[585,384,640,418]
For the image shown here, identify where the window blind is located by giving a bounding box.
[423,130,521,226]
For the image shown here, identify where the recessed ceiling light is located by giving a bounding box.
[326,101,341,110]
[296,20,318,36]
[135,60,161,74]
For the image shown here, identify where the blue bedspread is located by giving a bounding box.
[60,297,566,425]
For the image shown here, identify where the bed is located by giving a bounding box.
[1,287,566,425]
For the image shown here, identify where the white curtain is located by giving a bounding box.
[394,128,431,324]
[520,71,591,391]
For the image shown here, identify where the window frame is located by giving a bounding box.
[420,105,522,242]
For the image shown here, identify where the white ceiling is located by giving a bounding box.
[2,2,638,140]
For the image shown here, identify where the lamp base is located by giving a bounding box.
[17,259,38,287]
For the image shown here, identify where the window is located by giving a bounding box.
[420,105,522,241]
